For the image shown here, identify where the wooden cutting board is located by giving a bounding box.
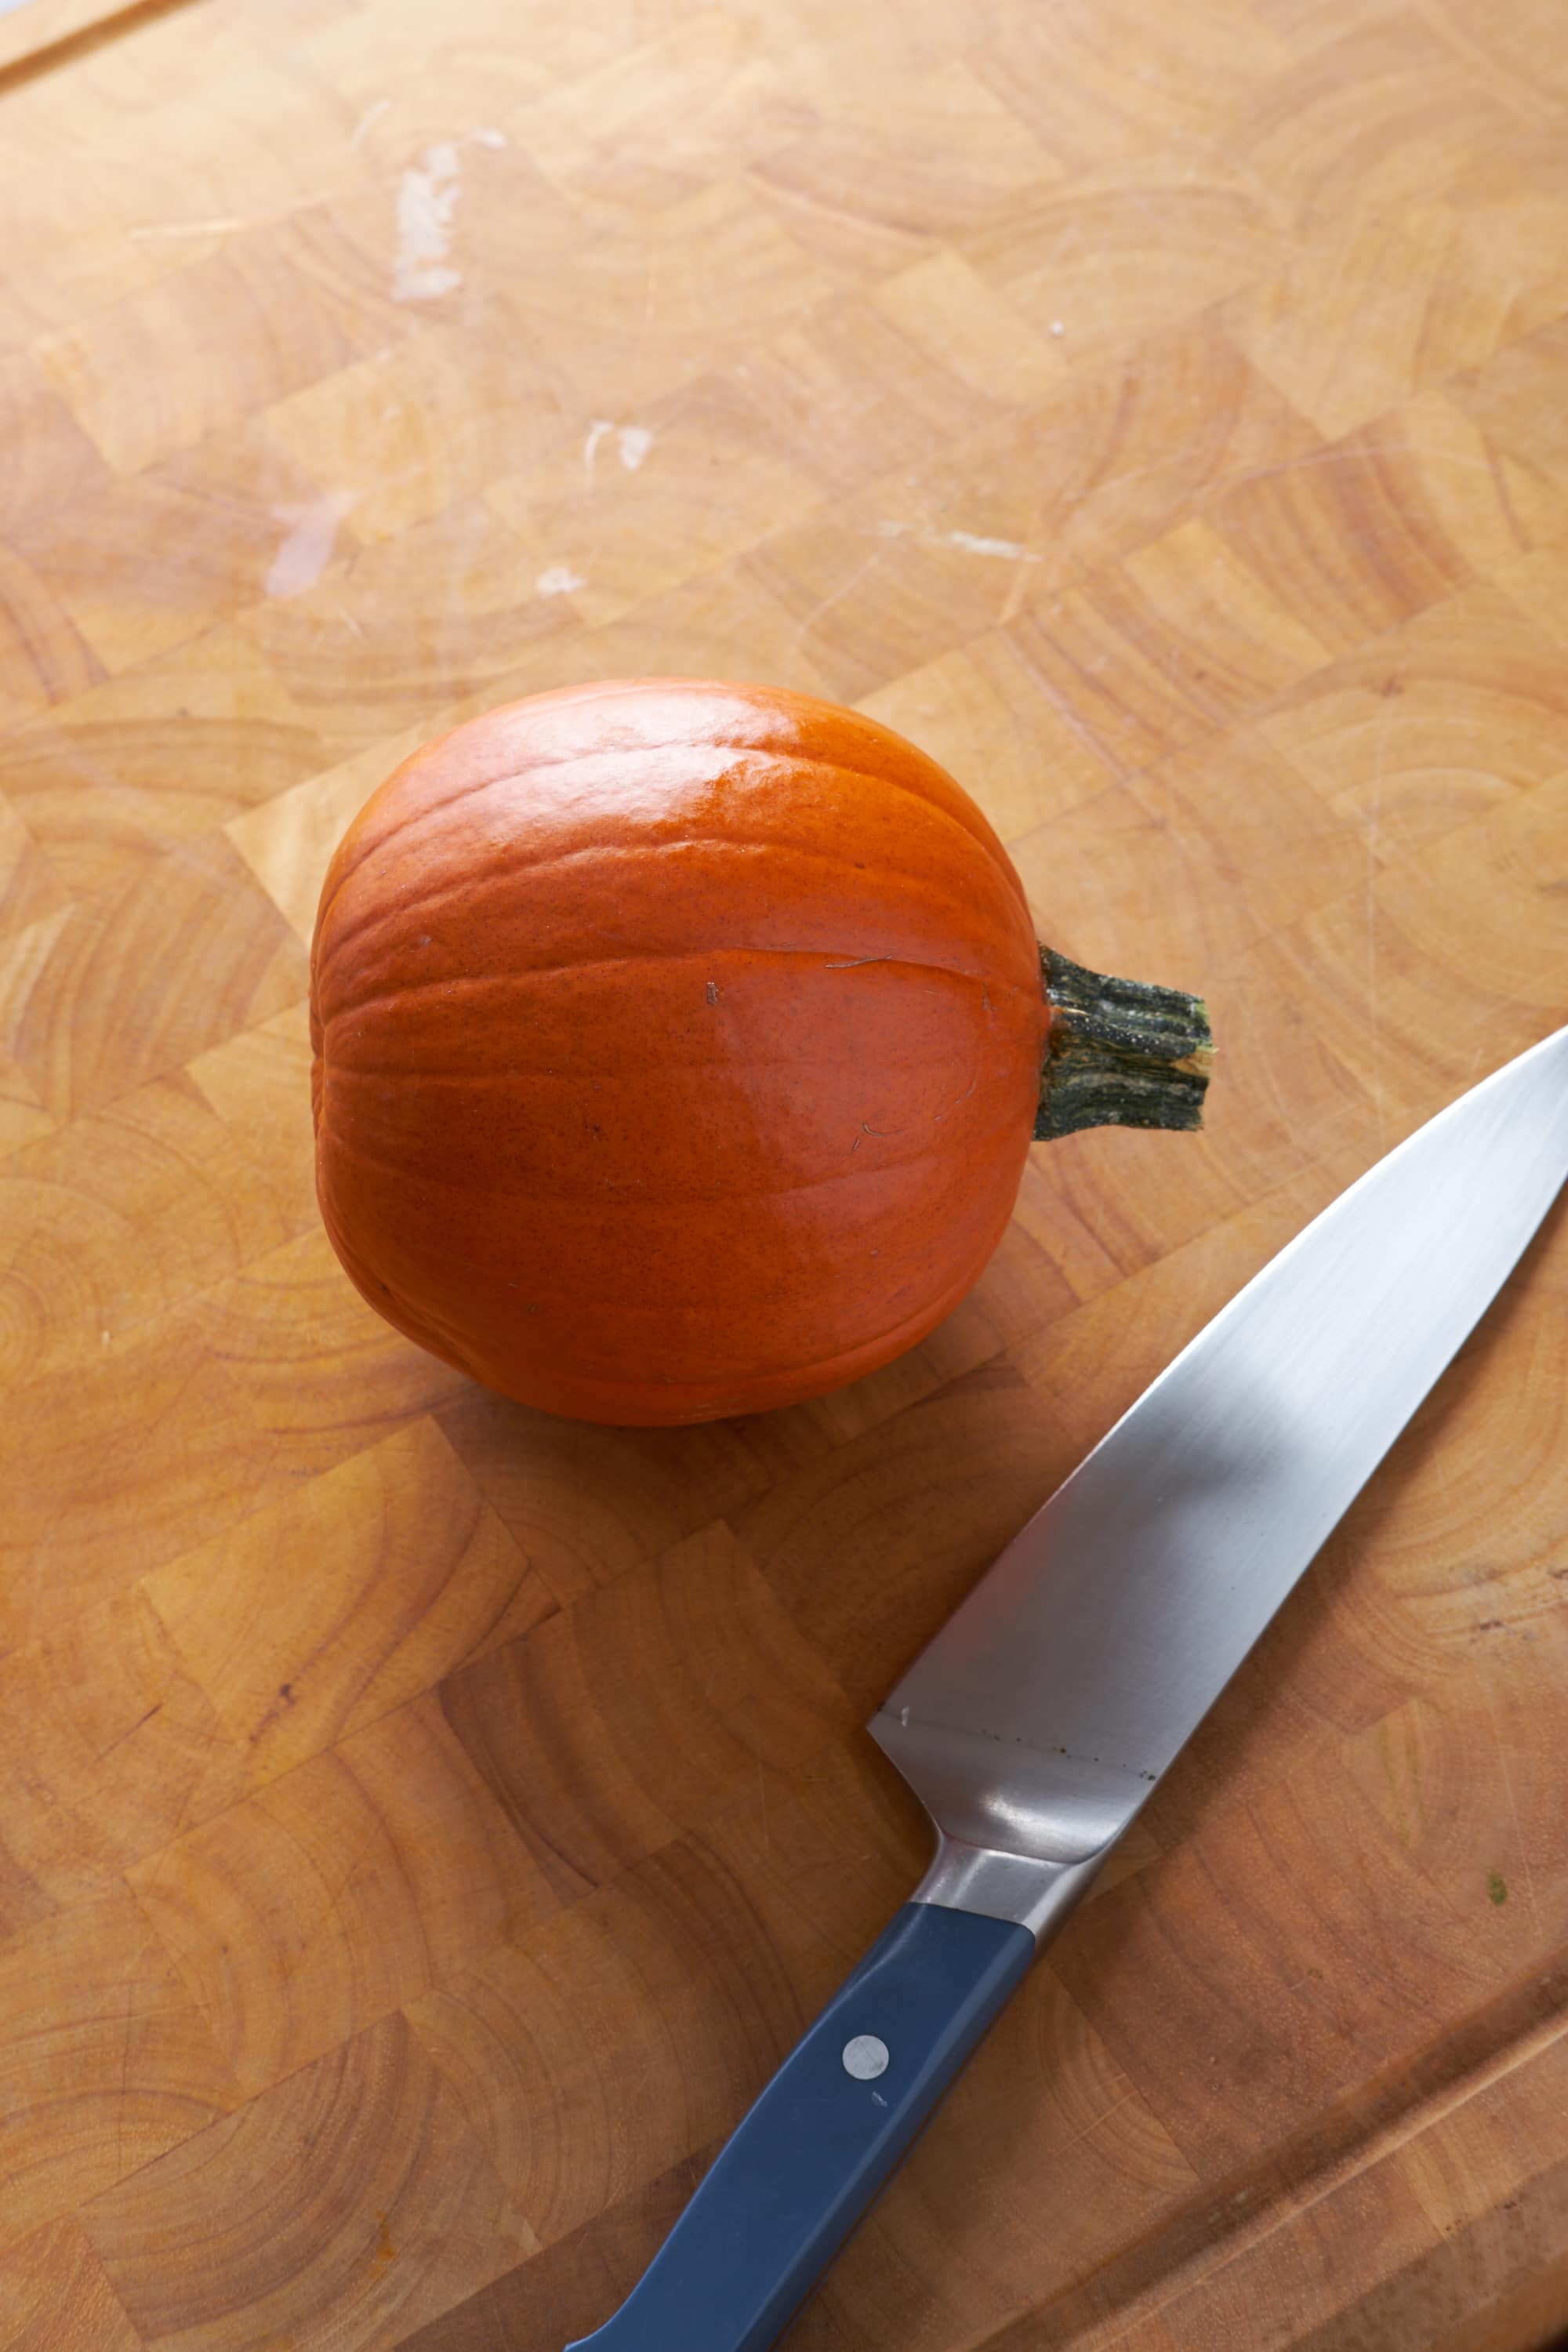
[3,0,1567,2345]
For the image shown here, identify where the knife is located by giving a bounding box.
[568,1024,1568,2352]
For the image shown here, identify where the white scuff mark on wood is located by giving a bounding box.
[865,520,1040,561]
[131,213,252,241]
[943,528,1039,560]
[584,420,655,481]
[393,142,463,302]
[352,97,390,147]
[472,125,508,147]
[536,564,586,597]
[265,492,356,597]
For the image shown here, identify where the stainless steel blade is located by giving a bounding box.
[872,1025,1568,1916]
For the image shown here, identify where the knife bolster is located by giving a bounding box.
[912,1831,1109,1948]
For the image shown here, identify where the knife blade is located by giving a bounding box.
[568,1024,1568,2352]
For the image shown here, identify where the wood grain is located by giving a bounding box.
[2,0,1566,2345]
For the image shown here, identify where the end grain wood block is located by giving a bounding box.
[143,1415,557,1788]
[0,1889,241,2256]
[0,1583,247,1936]
[128,1693,560,2097]
[437,1523,859,1899]
[0,2216,142,2352]
[79,2014,539,2352]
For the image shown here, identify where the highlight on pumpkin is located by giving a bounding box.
[309,677,1214,1427]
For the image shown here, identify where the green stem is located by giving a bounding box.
[1034,948,1214,1140]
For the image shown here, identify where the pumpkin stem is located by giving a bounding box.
[1035,949,1214,1139]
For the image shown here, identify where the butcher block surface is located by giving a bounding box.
[2,0,1568,2346]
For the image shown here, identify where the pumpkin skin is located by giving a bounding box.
[310,678,1050,1425]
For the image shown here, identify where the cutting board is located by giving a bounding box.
[3,0,1568,2346]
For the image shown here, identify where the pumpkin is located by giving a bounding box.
[310,679,1210,1425]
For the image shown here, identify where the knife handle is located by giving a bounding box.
[564,1901,1033,2352]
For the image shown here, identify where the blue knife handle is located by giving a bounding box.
[564,1901,1034,2352]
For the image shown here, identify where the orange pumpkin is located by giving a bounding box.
[310,679,1208,1425]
